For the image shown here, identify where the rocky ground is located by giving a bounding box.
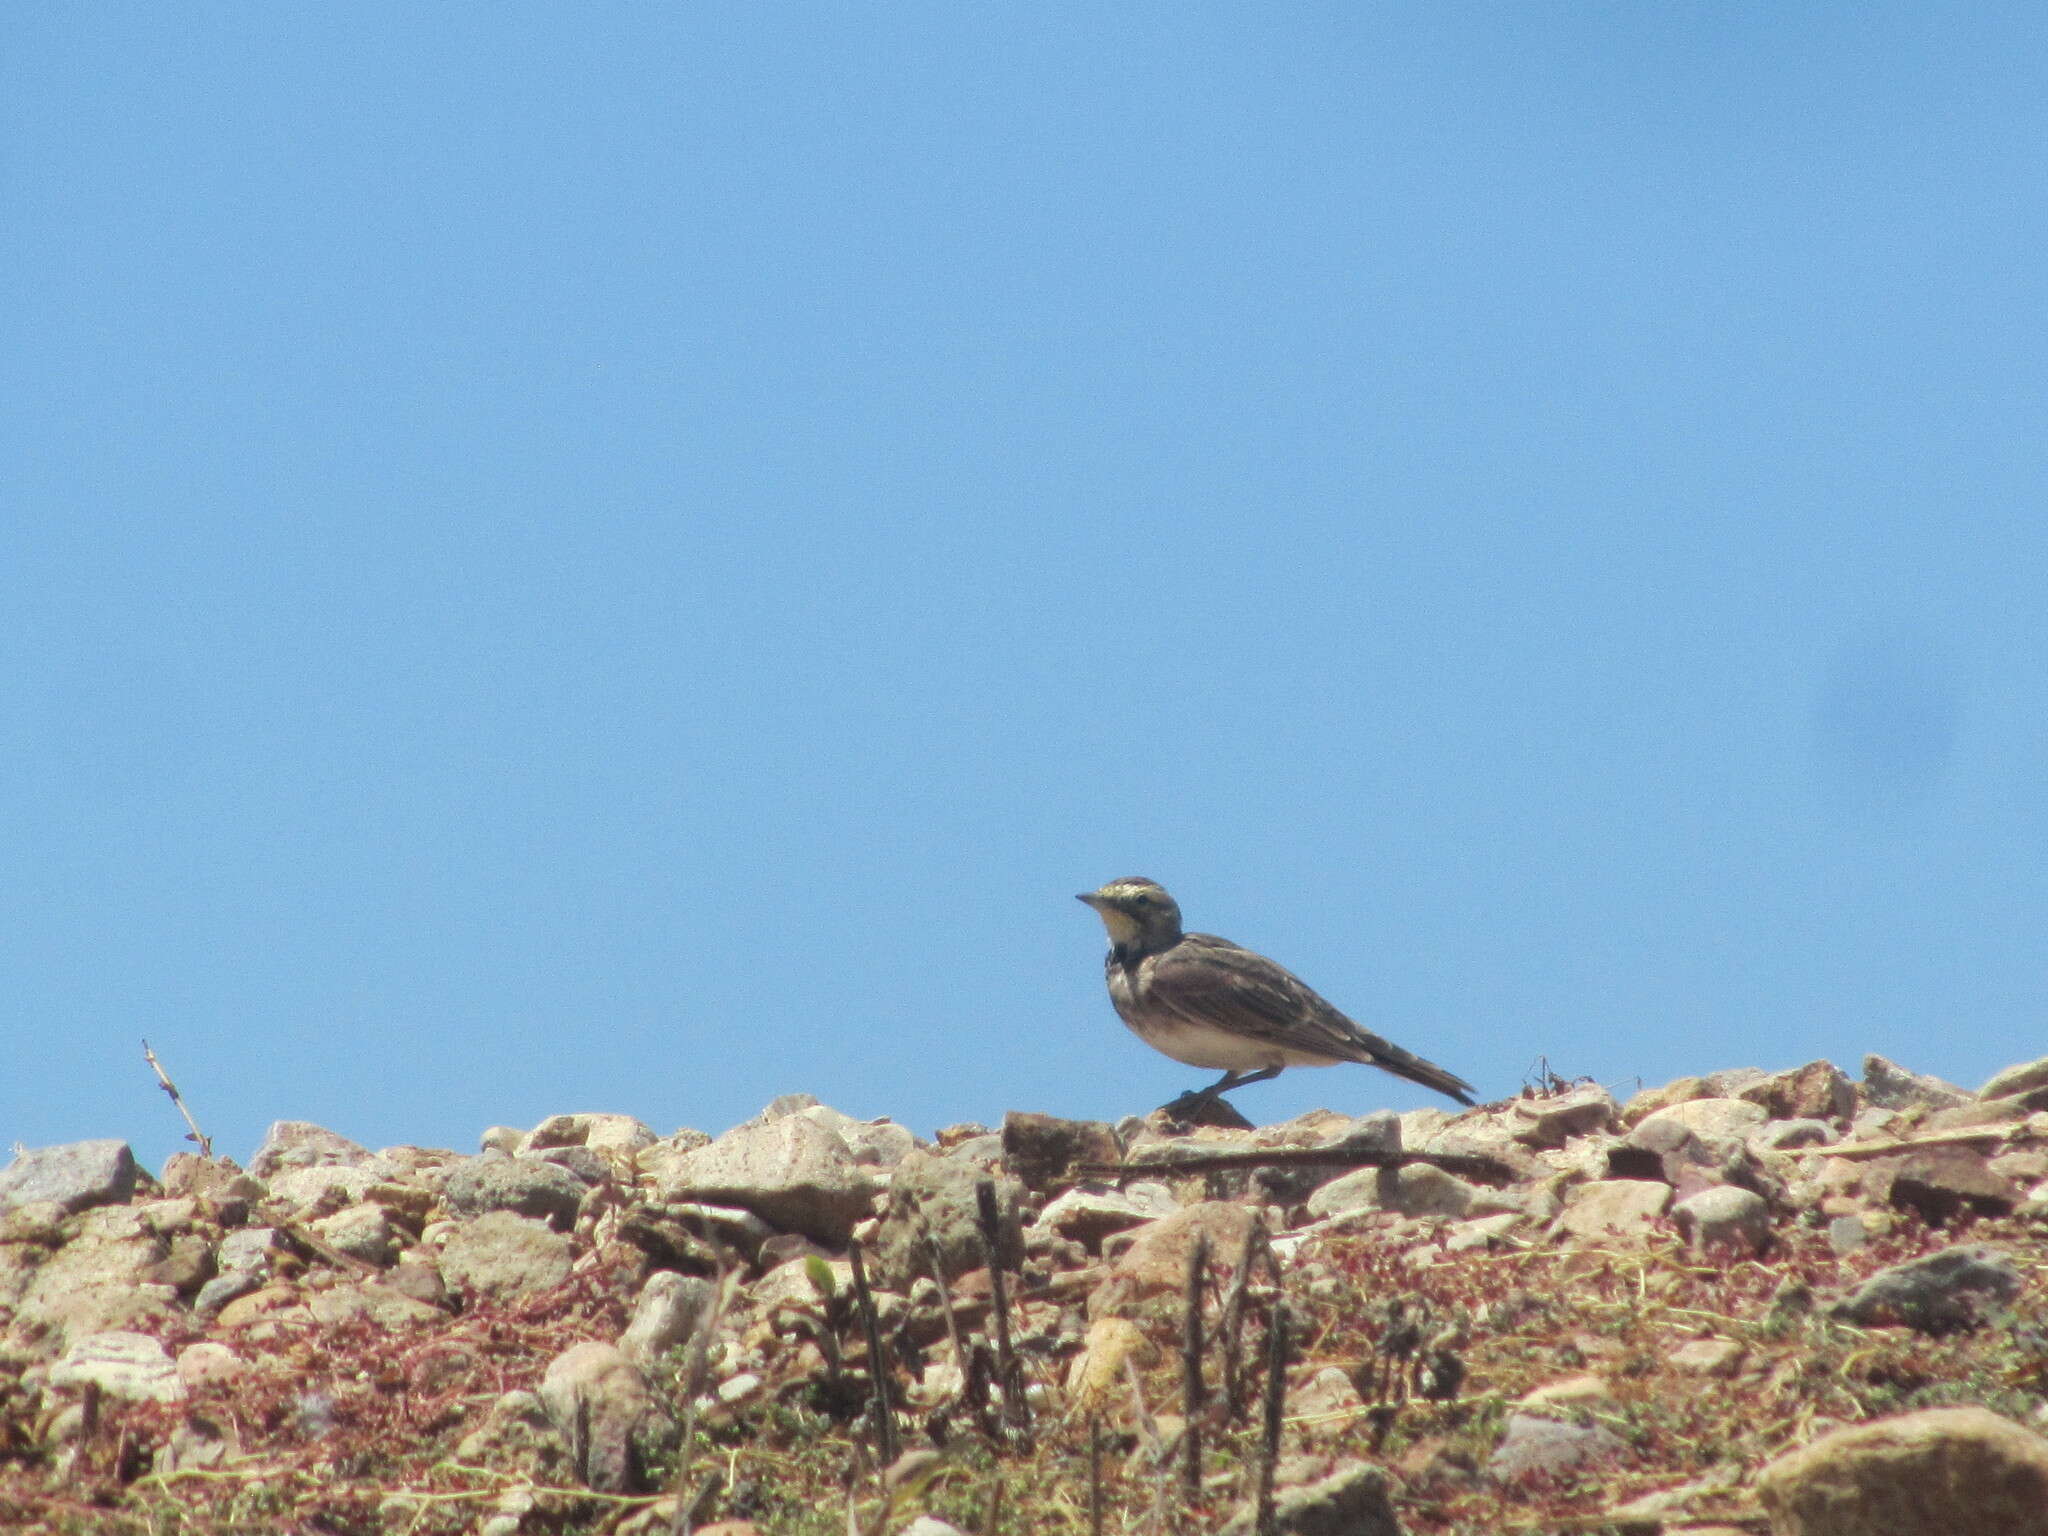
[4,1054,2048,1536]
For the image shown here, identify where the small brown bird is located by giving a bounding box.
[1077,877,1476,1112]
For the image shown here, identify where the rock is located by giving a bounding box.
[1615,1103,1775,1200]
[1637,1097,1769,1143]
[1033,1182,1179,1252]
[793,1105,918,1168]
[1752,1119,1837,1151]
[518,1113,658,1157]
[443,1156,588,1231]
[1066,1315,1158,1417]
[1982,1056,2048,1104]
[1861,1055,1970,1112]
[1290,1366,1367,1437]
[176,1342,250,1390]
[456,1389,570,1478]
[1090,1201,1259,1318]
[308,1281,445,1328]
[1221,1461,1403,1536]
[1668,1338,1744,1375]
[1828,1215,1869,1254]
[1486,1412,1626,1482]
[1308,1163,1499,1222]
[10,1208,178,1349]
[617,1201,777,1272]
[870,1145,1022,1289]
[436,1212,574,1299]
[1831,1244,2021,1334]
[1442,1212,1528,1252]
[311,1203,398,1265]
[1550,1180,1671,1243]
[248,1121,371,1179]
[0,1140,138,1214]
[1756,1405,2048,1536]
[265,1163,380,1216]
[620,1271,717,1368]
[1511,1084,1618,1148]
[1001,1111,1123,1189]
[898,1520,970,1536]
[538,1341,677,1493]
[1518,1374,1612,1407]
[655,1115,881,1246]
[193,1269,265,1317]
[1871,1149,2020,1225]
[1621,1075,1714,1125]
[50,1330,185,1403]
[217,1226,287,1274]
[1673,1185,1772,1254]
[1739,1061,1856,1123]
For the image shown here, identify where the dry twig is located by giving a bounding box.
[141,1039,213,1157]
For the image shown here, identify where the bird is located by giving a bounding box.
[1076,876,1476,1113]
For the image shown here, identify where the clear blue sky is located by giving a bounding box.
[6,7,2044,1174]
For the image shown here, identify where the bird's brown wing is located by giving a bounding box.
[1148,934,1477,1105]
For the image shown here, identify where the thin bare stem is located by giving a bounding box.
[141,1039,213,1157]
[1255,1301,1289,1536]
[1181,1230,1208,1496]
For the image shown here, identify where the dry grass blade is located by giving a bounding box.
[847,1238,899,1467]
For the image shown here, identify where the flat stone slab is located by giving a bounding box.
[0,1140,137,1214]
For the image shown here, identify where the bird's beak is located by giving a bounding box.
[1076,892,1104,908]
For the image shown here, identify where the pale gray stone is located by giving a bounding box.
[1637,1098,1768,1143]
[870,1142,1021,1288]
[1831,1244,2021,1334]
[1829,1216,1869,1254]
[443,1156,587,1231]
[538,1340,677,1493]
[51,1330,184,1403]
[455,1389,570,1478]
[1862,1055,1970,1112]
[308,1281,444,1328]
[518,1113,658,1157]
[1673,1185,1771,1254]
[10,1208,177,1348]
[1551,1180,1671,1243]
[1487,1412,1627,1482]
[0,1140,137,1214]
[265,1163,380,1215]
[248,1121,371,1179]
[1982,1056,2048,1103]
[656,1115,881,1245]
[217,1226,287,1273]
[1752,1119,1837,1151]
[311,1203,398,1265]
[437,1212,574,1299]
[1511,1084,1618,1149]
[1033,1182,1179,1250]
[619,1271,717,1368]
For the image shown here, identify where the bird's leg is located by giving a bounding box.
[1163,1066,1282,1117]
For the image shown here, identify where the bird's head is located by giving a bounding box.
[1077,876,1184,950]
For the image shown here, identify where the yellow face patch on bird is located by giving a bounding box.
[1079,892,1146,946]
[1077,878,1181,948]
